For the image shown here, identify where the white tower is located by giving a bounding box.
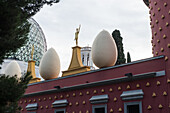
[81,46,95,70]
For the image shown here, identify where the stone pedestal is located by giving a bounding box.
[62,46,90,77]
[27,60,41,83]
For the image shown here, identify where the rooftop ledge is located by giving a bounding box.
[24,70,165,97]
[28,55,165,86]
[25,55,165,96]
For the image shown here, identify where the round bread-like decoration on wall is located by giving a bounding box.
[91,30,118,68]
[5,60,21,78]
[39,48,60,80]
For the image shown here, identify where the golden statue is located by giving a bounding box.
[75,25,81,46]
[31,45,34,60]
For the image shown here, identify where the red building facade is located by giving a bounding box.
[19,1,170,113]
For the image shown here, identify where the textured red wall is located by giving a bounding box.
[150,0,170,58]
[19,57,170,113]
[149,1,170,113]
[19,76,168,113]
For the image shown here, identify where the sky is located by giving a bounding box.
[33,0,152,76]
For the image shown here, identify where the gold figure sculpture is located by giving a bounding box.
[75,25,81,46]
[31,45,34,60]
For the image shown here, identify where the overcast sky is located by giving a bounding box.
[33,0,152,76]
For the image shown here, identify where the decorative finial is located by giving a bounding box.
[31,45,34,60]
[74,25,81,46]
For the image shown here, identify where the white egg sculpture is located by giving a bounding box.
[92,30,118,68]
[4,61,21,78]
[39,48,60,80]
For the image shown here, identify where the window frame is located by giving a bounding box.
[92,104,107,113]
[89,94,109,104]
[54,108,66,113]
[124,101,142,113]
[26,103,38,111]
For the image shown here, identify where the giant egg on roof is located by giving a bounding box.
[39,48,60,80]
[91,30,118,68]
[4,60,21,78]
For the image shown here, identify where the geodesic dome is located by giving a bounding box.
[8,18,47,66]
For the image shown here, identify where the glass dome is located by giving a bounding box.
[8,18,47,66]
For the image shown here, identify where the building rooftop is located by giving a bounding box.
[25,55,165,96]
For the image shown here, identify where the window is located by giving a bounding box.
[55,109,65,113]
[120,89,144,101]
[82,54,84,65]
[124,101,142,113]
[56,111,64,113]
[127,104,139,113]
[87,53,89,66]
[92,105,107,113]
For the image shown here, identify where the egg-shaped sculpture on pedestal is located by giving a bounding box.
[39,48,60,80]
[4,61,21,78]
[92,30,118,68]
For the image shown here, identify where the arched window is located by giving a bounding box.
[82,54,84,65]
[87,53,89,66]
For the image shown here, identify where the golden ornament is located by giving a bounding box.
[101,89,105,93]
[109,88,113,92]
[73,93,76,97]
[163,91,167,96]
[167,79,170,83]
[86,91,90,95]
[118,86,121,91]
[76,102,79,106]
[163,34,167,39]
[158,104,163,109]
[126,85,130,89]
[69,102,72,106]
[165,56,168,61]
[147,105,152,110]
[60,95,63,98]
[83,101,86,105]
[157,81,161,85]
[79,92,83,96]
[46,106,48,109]
[110,108,113,112]
[146,82,150,87]
[136,84,140,88]
[118,108,122,112]
[114,97,117,102]
[44,98,46,101]
[152,92,156,97]
[93,90,97,94]
[66,94,69,98]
